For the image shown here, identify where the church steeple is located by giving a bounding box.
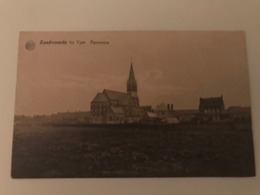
[127,62,137,96]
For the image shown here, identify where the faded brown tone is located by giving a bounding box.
[15,31,251,115]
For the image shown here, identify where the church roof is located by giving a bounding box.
[91,92,109,102]
[103,89,130,106]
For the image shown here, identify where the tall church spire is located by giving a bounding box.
[129,62,136,81]
[127,62,138,97]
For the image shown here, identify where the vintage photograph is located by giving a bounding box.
[12,31,255,178]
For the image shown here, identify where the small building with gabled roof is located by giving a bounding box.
[199,95,225,121]
[199,95,225,114]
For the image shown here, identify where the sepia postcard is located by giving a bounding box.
[12,31,255,178]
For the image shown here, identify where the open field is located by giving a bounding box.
[11,123,255,178]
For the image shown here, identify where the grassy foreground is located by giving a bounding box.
[11,123,255,178]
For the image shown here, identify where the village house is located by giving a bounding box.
[199,95,225,121]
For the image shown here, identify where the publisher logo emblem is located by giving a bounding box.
[25,40,36,51]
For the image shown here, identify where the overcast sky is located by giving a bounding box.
[15,31,251,115]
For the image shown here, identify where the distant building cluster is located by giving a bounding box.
[89,63,251,124]
[15,62,251,125]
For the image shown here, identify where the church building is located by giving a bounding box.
[90,63,145,124]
